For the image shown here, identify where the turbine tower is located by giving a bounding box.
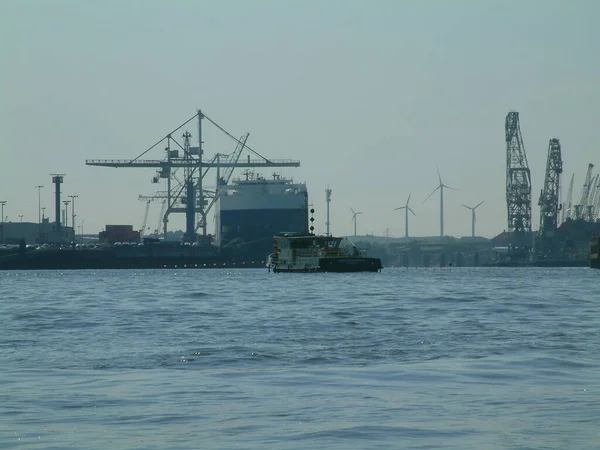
[461,201,484,238]
[350,207,363,236]
[424,167,455,237]
[505,111,532,256]
[394,194,415,238]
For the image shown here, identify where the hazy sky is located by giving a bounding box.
[2,0,599,238]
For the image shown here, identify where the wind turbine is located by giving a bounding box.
[424,166,456,237]
[461,201,484,237]
[394,194,416,238]
[350,207,363,236]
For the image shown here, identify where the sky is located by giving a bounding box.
[2,0,599,239]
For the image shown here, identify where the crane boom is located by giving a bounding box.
[593,176,600,221]
[574,163,594,220]
[218,133,250,186]
[140,199,151,237]
[563,173,574,222]
[155,200,166,237]
[587,174,600,221]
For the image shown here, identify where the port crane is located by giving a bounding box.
[562,173,575,223]
[86,110,300,241]
[537,138,562,256]
[591,176,600,221]
[573,163,594,220]
[587,174,600,221]
[505,111,532,258]
[139,198,152,237]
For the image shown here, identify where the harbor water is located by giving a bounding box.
[1,267,599,449]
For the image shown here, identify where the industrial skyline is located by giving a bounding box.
[2,1,599,238]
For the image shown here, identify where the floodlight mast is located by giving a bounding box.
[325,188,332,236]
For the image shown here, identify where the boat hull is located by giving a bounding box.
[270,256,382,273]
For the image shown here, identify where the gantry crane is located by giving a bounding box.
[86,110,300,242]
[537,138,562,256]
[505,111,532,258]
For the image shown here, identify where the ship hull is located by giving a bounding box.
[318,257,383,272]
[216,175,309,263]
[0,246,265,270]
[269,254,383,273]
[219,208,307,263]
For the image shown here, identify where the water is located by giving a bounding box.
[1,267,599,449]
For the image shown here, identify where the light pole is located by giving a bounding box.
[63,201,70,238]
[68,195,78,241]
[41,206,47,237]
[35,185,44,225]
[0,201,6,244]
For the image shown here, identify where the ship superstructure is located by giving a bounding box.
[216,172,308,262]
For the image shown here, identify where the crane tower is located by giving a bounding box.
[537,138,562,256]
[505,111,532,258]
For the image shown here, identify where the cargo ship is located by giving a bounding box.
[216,172,309,263]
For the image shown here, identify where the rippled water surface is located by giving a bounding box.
[1,268,599,449]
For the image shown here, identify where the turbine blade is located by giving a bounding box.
[424,186,440,203]
[407,193,411,206]
[475,201,484,209]
[437,165,442,185]
[394,206,406,211]
[461,204,471,210]
[443,184,457,191]
[350,207,356,215]
[408,207,416,216]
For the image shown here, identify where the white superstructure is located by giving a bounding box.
[215,172,308,249]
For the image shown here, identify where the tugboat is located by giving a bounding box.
[267,208,382,273]
[590,233,600,269]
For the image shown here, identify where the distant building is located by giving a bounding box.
[0,219,73,245]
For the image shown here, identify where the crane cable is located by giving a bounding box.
[129,110,277,164]
[202,113,271,162]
